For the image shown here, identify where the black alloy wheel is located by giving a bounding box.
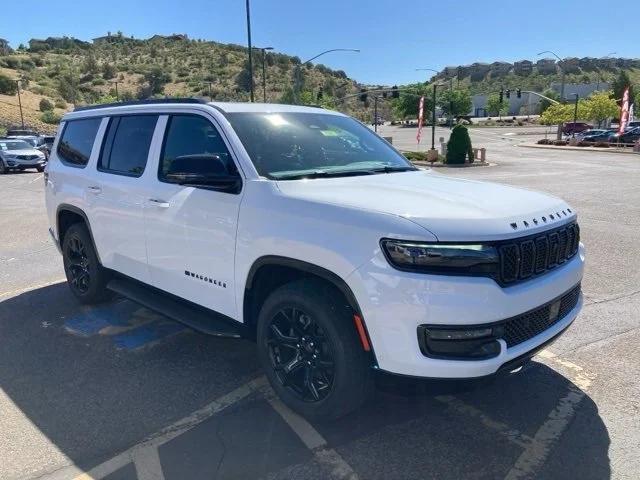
[267,306,335,402]
[65,234,91,295]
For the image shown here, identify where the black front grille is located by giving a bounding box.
[498,223,580,286]
[503,284,581,348]
[17,154,39,160]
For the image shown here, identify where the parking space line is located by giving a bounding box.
[503,349,596,480]
[434,395,533,448]
[262,387,359,480]
[132,445,164,480]
[62,377,267,480]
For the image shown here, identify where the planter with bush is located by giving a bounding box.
[446,124,474,164]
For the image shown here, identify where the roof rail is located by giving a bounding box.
[73,97,207,112]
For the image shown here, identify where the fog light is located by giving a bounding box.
[426,327,493,341]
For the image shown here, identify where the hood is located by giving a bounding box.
[275,170,575,241]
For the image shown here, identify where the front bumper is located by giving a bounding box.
[5,158,46,168]
[347,243,585,378]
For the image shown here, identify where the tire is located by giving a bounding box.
[36,166,44,172]
[0,161,6,174]
[62,223,112,304]
[257,279,373,420]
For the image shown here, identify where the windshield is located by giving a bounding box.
[0,140,33,151]
[225,112,414,179]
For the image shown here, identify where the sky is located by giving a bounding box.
[2,0,638,85]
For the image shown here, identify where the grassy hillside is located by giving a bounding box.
[0,34,367,133]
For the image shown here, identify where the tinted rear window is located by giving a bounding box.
[57,118,102,167]
[99,115,158,177]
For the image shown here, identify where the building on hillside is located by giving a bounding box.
[149,34,189,42]
[0,38,12,55]
[469,63,491,82]
[561,57,581,74]
[536,58,558,75]
[489,61,513,78]
[514,60,533,75]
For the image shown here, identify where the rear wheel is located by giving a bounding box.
[62,223,112,304]
[257,279,373,420]
[0,161,6,174]
[36,166,44,172]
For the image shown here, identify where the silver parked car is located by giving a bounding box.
[0,138,47,173]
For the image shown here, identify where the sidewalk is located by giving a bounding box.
[519,143,639,155]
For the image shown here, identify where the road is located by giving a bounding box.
[1,127,638,480]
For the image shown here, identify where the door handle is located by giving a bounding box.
[147,198,170,208]
[87,185,102,194]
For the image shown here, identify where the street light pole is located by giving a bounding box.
[15,80,24,129]
[538,50,566,140]
[431,83,438,151]
[293,48,360,104]
[253,46,274,102]
[245,0,255,102]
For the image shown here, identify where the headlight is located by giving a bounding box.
[380,239,499,275]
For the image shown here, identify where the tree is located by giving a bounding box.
[486,93,508,116]
[0,74,17,95]
[583,91,618,127]
[56,71,81,103]
[446,124,474,164]
[102,63,116,80]
[82,54,99,74]
[235,60,253,93]
[611,70,633,107]
[39,98,54,111]
[142,66,171,95]
[539,88,560,113]
[391,82,432,120]
[540,101,588,126]
[439,88,472,118]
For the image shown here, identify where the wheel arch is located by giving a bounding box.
[56,204,102,263]
[243,256,375,361]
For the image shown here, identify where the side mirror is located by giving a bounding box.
[165,154,242,193]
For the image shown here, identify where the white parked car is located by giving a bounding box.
[0,138,47,173]
[45,99,584,419]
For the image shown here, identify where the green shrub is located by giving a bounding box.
[446,124,474,164]
[54,98,67,109]
[39,98,54,111]
[40,110,62,124]
[0,74,18,95]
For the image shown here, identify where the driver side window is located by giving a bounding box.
[159,115,237,182]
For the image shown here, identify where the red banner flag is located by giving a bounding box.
[618,87,630,134]
[417,96,425,143]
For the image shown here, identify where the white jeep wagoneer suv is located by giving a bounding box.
[45,99,584,419]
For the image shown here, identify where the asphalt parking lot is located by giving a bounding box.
[1,126,638,480]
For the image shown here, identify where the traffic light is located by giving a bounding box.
[516,88,522,98]
[505,89,511,99]
[359,88,368,102]
[391,85,399,98]
[317,88,323,102]
[499,88,504,103]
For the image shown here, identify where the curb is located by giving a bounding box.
[518,143,639,155]
[411,161,495,168]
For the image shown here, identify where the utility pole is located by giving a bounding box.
[15,80,24,129]
[431,83,438,151]
[572,93,579,136]
[110,80,119,100]
[245,0,255,102]
[205,81,213,100]
[374,95,378,133]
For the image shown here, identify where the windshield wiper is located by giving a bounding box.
[369,165,417,173]
[274,169,377,180]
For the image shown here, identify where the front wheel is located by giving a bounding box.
[257,279,373,420]
[62,223,112,304]
[36,166,45,172]
[0,161,6,174]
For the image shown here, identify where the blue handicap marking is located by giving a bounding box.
[64,299,191,350]
[113,321,189,350]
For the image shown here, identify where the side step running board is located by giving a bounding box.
[107,277,243,338]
